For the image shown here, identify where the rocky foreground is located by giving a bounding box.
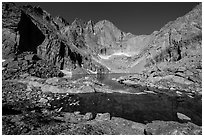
[2,67,202,134]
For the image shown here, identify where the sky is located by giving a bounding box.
[15,2,199,35]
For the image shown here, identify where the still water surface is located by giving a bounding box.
[68,73,202,126]
[71,73,134,90]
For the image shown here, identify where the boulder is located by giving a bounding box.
[7,61,19,69]
[38,98,48,103]
[83,112,93,121]
[24,54,39,61]
[95,113,111,121]
[63,112,78,123]
[177,112,191,121]
[45,77,59,85]
[2,58,15,67]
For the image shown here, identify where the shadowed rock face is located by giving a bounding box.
[17,12,45,53]
[2,2,109,74]
[2,3,21,58]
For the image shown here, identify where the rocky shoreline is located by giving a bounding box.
[2,49,202,135]
[2,72,202,135]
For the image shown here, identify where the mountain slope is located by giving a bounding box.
[86,4,202,75]
[2,3,109,76]
[2,2,202,87]
[113,3,201,93]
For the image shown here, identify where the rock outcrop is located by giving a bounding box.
[2,52,64,79]
[2,3,21,58]
[2,3,109,76]
[144,4,202,78]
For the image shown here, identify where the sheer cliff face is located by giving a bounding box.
[87,4,201,75]
[143,4,202,86]
[2,3,109,73]
[2,3,21,58]
[2,2,202,80]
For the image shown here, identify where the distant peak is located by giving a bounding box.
[97,19,114,26]
[72,18,86,27]
[54,16,69,25]
[87,20,95,25]
[95,19,118,30]
[20,4,50,17]
[33,6,44,15]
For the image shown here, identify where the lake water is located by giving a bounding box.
[71,73,136,91]
[68,73,202,126]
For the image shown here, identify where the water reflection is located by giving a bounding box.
[67,73,202,126]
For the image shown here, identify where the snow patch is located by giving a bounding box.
[60,69,72,77]
[144,90,157,94]
[98,52,133,60]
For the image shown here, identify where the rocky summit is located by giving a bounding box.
[2,2,202,135]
